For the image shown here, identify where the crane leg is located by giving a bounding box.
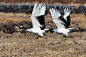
[56,37,67,44]
[36,36,40,39]
[69,34,78,44]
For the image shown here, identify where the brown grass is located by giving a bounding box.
[0,13,86,57]
[0,0,86,4]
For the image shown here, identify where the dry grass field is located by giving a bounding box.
[0,0,86,4]
[0,13,86,57]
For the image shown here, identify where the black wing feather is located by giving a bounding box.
[66,15,70,27]
[36,15,45,30]
[59,16,70,28]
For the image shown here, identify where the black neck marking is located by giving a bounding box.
[20,26,27,30]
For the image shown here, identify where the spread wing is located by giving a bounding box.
[49,8,68,29]
[30,3,46,29]
[63,8,71,27]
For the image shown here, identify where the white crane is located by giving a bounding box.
[49,8,78,44]
[20,3,50,41]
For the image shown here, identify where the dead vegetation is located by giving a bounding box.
[0,13,86,34]
[0,13,86,57]
[0,0,86,4]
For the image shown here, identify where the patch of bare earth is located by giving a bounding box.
[0,13,86,57]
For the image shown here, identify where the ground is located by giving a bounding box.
[0,13,86,57]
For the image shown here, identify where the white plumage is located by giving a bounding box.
[63,8,71,21]
[20,3,49,38]
[49,8,78,44]
[50,8,73,36]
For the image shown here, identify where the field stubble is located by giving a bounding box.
[0,13,86,57]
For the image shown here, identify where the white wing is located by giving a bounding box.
[63,8,71,21]
[40,5,46,15]
[49,8,67,29]
[63,8,71,27]
[31,3,41,16]
[30,3,46,29]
